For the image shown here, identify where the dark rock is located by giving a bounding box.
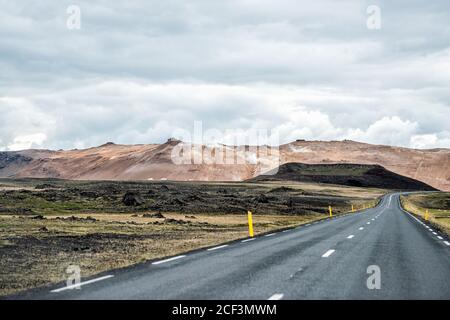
[35,183,57,189]
[122,191,144,206]
[268,186,295,193]
[255,193,269,203]
[142,212,165,219]
[183,194,203,202]
[165,218,188,224]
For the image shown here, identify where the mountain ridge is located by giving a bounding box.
[0,139,449,190]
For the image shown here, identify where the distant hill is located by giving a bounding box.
[249,163,437,191]
[0,139,448,190]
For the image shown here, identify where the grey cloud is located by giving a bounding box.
[0,0,449,150]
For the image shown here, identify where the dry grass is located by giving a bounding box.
[0,212,329,296]
[0,178,383,297]
[400,193,450,236]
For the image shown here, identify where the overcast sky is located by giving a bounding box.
[1,0,449,151]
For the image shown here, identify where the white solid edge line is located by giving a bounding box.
[207,245,229,251]
[242,238,256,242]
[322,249,336,258]
[265,233,276,237]
[268,293,284,300]
[152,255,187,265]
[51,275,114,293]
[347,235,355,239]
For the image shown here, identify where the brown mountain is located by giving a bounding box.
[0,139,449,191]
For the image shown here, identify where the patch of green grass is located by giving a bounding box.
[401,192,450,236]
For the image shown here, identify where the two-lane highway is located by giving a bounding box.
[11,193,450,299]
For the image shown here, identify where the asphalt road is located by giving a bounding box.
[11,193,450,300]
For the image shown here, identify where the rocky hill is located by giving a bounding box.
[249,163,437,191]
[0,139,448,190]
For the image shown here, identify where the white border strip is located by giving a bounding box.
[51,275,114,293]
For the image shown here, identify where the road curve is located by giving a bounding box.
[9,193,450,300]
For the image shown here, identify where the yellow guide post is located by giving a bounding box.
[329,206,333,217]
[425,209,429,221]
[247,211,254,237]
[352,204,355,212]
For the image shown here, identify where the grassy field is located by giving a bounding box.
[0,178,384,296]
[400,192,450,236]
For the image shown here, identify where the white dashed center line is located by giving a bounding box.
[366,222,371,225]
[268,293,284,300]
[347,235,355,239]
[207,245,229,251]
[322,249,336,258]
[359,227,364,230]
[152,255,186,265]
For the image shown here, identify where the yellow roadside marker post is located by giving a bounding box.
[329,206,333,218]
[352,205,355,212]
[425,209,429,221]
[247,211,254,237]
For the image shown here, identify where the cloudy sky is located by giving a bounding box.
[1,0,449,151]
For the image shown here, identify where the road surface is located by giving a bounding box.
[10,193,450,299]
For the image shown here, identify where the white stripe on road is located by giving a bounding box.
[51,275,114,293]
[265,233,276,237]
[152,255,187,265]
[437,236,443,240]
[322,249,335,258]
[347,235,355,239]
[241,238,255,242]
[359,227,364,230]
[444,241,450,246]
[268,293,284,300]
[207,245,229,251]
